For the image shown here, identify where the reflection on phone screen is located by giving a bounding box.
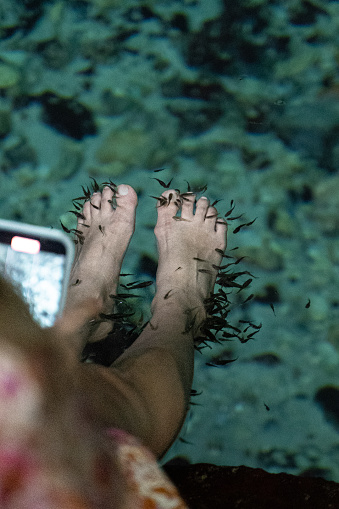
[0,241,66,327]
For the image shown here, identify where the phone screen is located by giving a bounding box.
[0,228,73,328]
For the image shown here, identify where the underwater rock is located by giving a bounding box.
[0,63,20,89]
[163,463,339,509]
[39,92,97,140]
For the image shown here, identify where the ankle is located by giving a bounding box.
[151,291,206,337]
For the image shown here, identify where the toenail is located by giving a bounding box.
[118,185,129,195]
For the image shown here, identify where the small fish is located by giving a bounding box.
[270,303,276,315]
[72,201,82,211]
[153,168,166,172]
[68,210,86,220]
[184,180,191,192]
[149,195,168,207]
[151,177,173,188]
[243,293,254,304]
[227,214,244,221]
[233,217,257,234]
[264,403,270,411]
[71,279,82,286]
[179,437,194,445]
[60,221,71,233]
[211,199,222,207]
[89,176,100,192]
[305,299,311,308]
[193,257,206,262]
[236,278,252,292]
[81,185,91,200]
[99,225,105,235]
[123,281,154,289]
[224,200,235,218]
[101,179,117,189]
[164,289,173,300]
[190,390,203,396]
[109,293,141,299]
[175,267,182,271]
[99,311,135,320]
[206,358,238,367]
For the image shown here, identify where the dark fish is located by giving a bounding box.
[149,195,168,207]
[270,303,276,315]
[246,329,260,339]
[99,225,105,235]
[153,168,166,172]
[99,311,135,320]
[72,196,88,201]
[89,176,100,192]
[68,210,86,220]
[71,279,82,286]
[206,358,237,367]
[264,403,270,411]
[109,293,141,299]
[179,437,194,445]
[193,257,206,262]
[305,299,311,308]
[122,281,154,289]
[211,199,222,207]
[227,214,244,221]
[175,266,182,271]
[151,177,173,188]
[243,293,254,303]
[81,185,91,200]
[225,201,236,218]
[72,201,82,210]
[101,179,117,189]
[164,289,173,300]
[60,221,71,233]
[190,390,203,396]
[119,273,135,277]
[234,256,247,265]
[233,217,257,234]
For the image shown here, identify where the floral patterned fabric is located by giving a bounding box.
[0,430,187,509]
[107,428,188,509]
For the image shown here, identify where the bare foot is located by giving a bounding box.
[152,189,227,336]
[65,184,138,340]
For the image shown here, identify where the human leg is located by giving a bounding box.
[77,189,227,458]
[64,183,138,347]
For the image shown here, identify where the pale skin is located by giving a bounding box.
[4,183,227,462]
[55,183,228,458]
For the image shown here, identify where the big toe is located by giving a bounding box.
[156,189,181,213]
[115,184,138,209]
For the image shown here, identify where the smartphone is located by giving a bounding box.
[0,219,75,328]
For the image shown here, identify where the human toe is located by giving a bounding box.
[90,192,101,212]
[156,189,181,211]
[115,184,138,210]
[181,192,196,220]
[195,196,210,220]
